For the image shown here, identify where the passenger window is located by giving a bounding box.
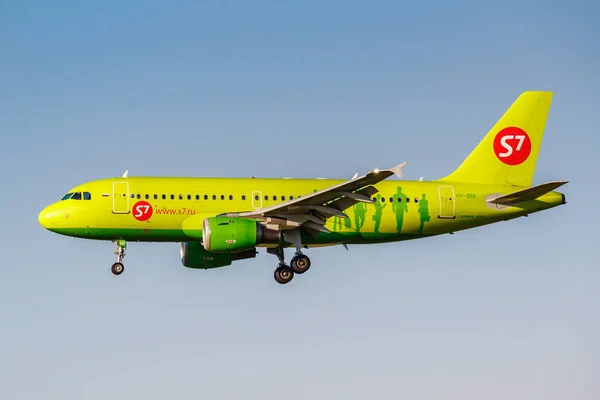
[397,198,402,202]
[229,195,233,200]
[273,195,277,201]
[290,196,294,200]
[131,194,135,198]
[187,195,191,200]
[145,194,149,200]
[204,195,208,200]
[170,195,175,200]
[72,192,82,200]
[389,197,393,203]
[282,196,286,201]
[406,198,410,203]
[414,198,419,203]
[220,195,225,200]
[61,193,73,200]
[83,192,92,200]
[196,195,200,200]
[154,194,158,200]
[381,197,385,202]
[242,195,246,201]
[212,195,216,200]
[264,195,269,201]
[179,194,183,200]
[136,194,141,199]
[162,194,166,200]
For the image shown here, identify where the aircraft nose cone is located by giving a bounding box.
[38,206,53,229]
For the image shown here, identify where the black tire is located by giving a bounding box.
[111,262,124,275]
[291,255,311,274]
[274,265,294,284]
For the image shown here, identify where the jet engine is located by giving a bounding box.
[202,216,281,253]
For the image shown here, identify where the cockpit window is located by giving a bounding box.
[61,193,73,200]
[83,192,92,200]
[71,192,82,200]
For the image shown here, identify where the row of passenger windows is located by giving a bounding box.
[61,192,92,201]
[378,196,422,204]
[131,193,300,201]
[128,193,421,203]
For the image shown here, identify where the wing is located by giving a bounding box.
[221,162,407,237]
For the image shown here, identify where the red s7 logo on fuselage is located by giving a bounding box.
[132,201,153,221]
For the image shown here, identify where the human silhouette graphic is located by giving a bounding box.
[353,202,367,232]
[333,214,352,231]
[418,193,430,233]
[391,186,409,232]
[371,194,387,233]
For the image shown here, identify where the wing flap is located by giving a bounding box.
[328,186,378,212]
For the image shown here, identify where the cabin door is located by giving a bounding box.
[437,185,456,219]
[112,182,130,214]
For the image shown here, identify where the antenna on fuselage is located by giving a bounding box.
[418,176,423,182]
[122,170,129,178]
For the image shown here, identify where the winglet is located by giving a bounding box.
[390,162,407,179]
[122,170,129,178]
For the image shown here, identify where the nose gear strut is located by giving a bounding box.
[111,239,126,275]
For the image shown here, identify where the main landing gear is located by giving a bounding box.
[267,247,312,285]
[111,239,126,275]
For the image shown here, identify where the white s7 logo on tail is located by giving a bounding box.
[498,135,526,158]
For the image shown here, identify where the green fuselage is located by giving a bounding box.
[38,177,566,247]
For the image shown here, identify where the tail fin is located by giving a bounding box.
[439,91,554,187]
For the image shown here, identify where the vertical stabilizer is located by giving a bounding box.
[439,91,553,187]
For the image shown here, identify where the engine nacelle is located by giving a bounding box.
[202,216,281,253]
[180,242,256,269]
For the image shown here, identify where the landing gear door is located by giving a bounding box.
[437,185,456,219]
[112,182,130,214]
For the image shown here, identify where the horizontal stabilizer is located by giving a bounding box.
[488,181,568,206]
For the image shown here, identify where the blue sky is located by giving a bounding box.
[1,1,598,399]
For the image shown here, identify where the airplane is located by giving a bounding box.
[38,91,567,284]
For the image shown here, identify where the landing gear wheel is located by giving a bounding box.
[291,254,311,274]
[274,265,294,284]
[111,262,124,275]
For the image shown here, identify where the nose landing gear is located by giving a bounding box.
[111,240,126,275]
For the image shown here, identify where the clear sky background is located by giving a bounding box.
[1,1,598,399]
